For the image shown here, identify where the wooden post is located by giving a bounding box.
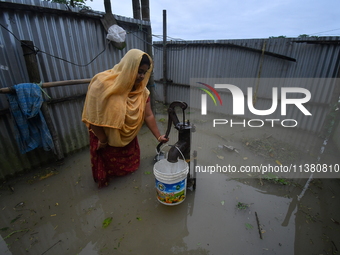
[104,0,112,14]
[132,0,141,19]
[20,40,64,161]
[163,9,168,104]
[141,0,156,112]
[21,41,40,84]
[101,0,126,49]
[141,0,149,21]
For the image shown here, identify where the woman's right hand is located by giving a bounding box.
[157,134,169,143]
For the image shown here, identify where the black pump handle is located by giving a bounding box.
[156,101,188,154]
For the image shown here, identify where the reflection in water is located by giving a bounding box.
[191,107,339,254]
[281,97,338,224]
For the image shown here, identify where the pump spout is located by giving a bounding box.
[167,140,189,163]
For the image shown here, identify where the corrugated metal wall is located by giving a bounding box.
[0,0,151,178]
[152,38,340,134]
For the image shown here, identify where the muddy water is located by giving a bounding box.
[0,107,340,255]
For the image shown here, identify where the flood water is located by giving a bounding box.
[0,103,339,255]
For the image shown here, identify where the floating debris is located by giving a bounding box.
[218,144,239,153]
[223,145,239,153]
[331,218,340,225]
[14,202,25,209]
[237,202,249,210]
[4,229,29,240]
[262,173,289,185]
[217,155,224,160]
[39,171,58,180]
[243,135,301,164]
[102,217,113,228]
[245,223,253,230]
[255,212,263,239]
[10,214,23,223]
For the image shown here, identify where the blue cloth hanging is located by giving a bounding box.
[6,83,54,154]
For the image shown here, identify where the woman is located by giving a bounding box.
[82,49,168,188]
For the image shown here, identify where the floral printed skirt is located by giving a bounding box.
[89,131,140,188]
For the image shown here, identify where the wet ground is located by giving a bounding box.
[0,103,340,255]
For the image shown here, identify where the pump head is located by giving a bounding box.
[155,101,195,163]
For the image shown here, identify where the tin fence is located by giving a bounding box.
[152,38,340,133]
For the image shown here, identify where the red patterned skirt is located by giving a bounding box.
[89,131,140,188]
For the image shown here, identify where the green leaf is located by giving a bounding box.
[245,223,253,230]
[102,217,113,228]
[4,229,29,240]
[237,202,249,210]
[10,214,22,224]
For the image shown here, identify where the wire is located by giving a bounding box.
[0,23,110,67]
[36,41,110,67]
[127,29,189,52]
[150,33,190,51]
[285,28,340,38]
[309,28,340,36]
[1,20,191,60]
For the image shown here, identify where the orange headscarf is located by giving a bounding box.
[82,49,152,147]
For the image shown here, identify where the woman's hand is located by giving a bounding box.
[90,124,108,150]
[157,135,169,143]
[144,101,169,144]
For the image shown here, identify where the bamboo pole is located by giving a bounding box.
[0,79,91,94]
[163,9,168,104]
[141,0,156,112]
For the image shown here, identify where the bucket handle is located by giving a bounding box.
[156,144,186,161]
[155,143,168,156]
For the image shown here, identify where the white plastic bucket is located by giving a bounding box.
[153,159,189,206]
